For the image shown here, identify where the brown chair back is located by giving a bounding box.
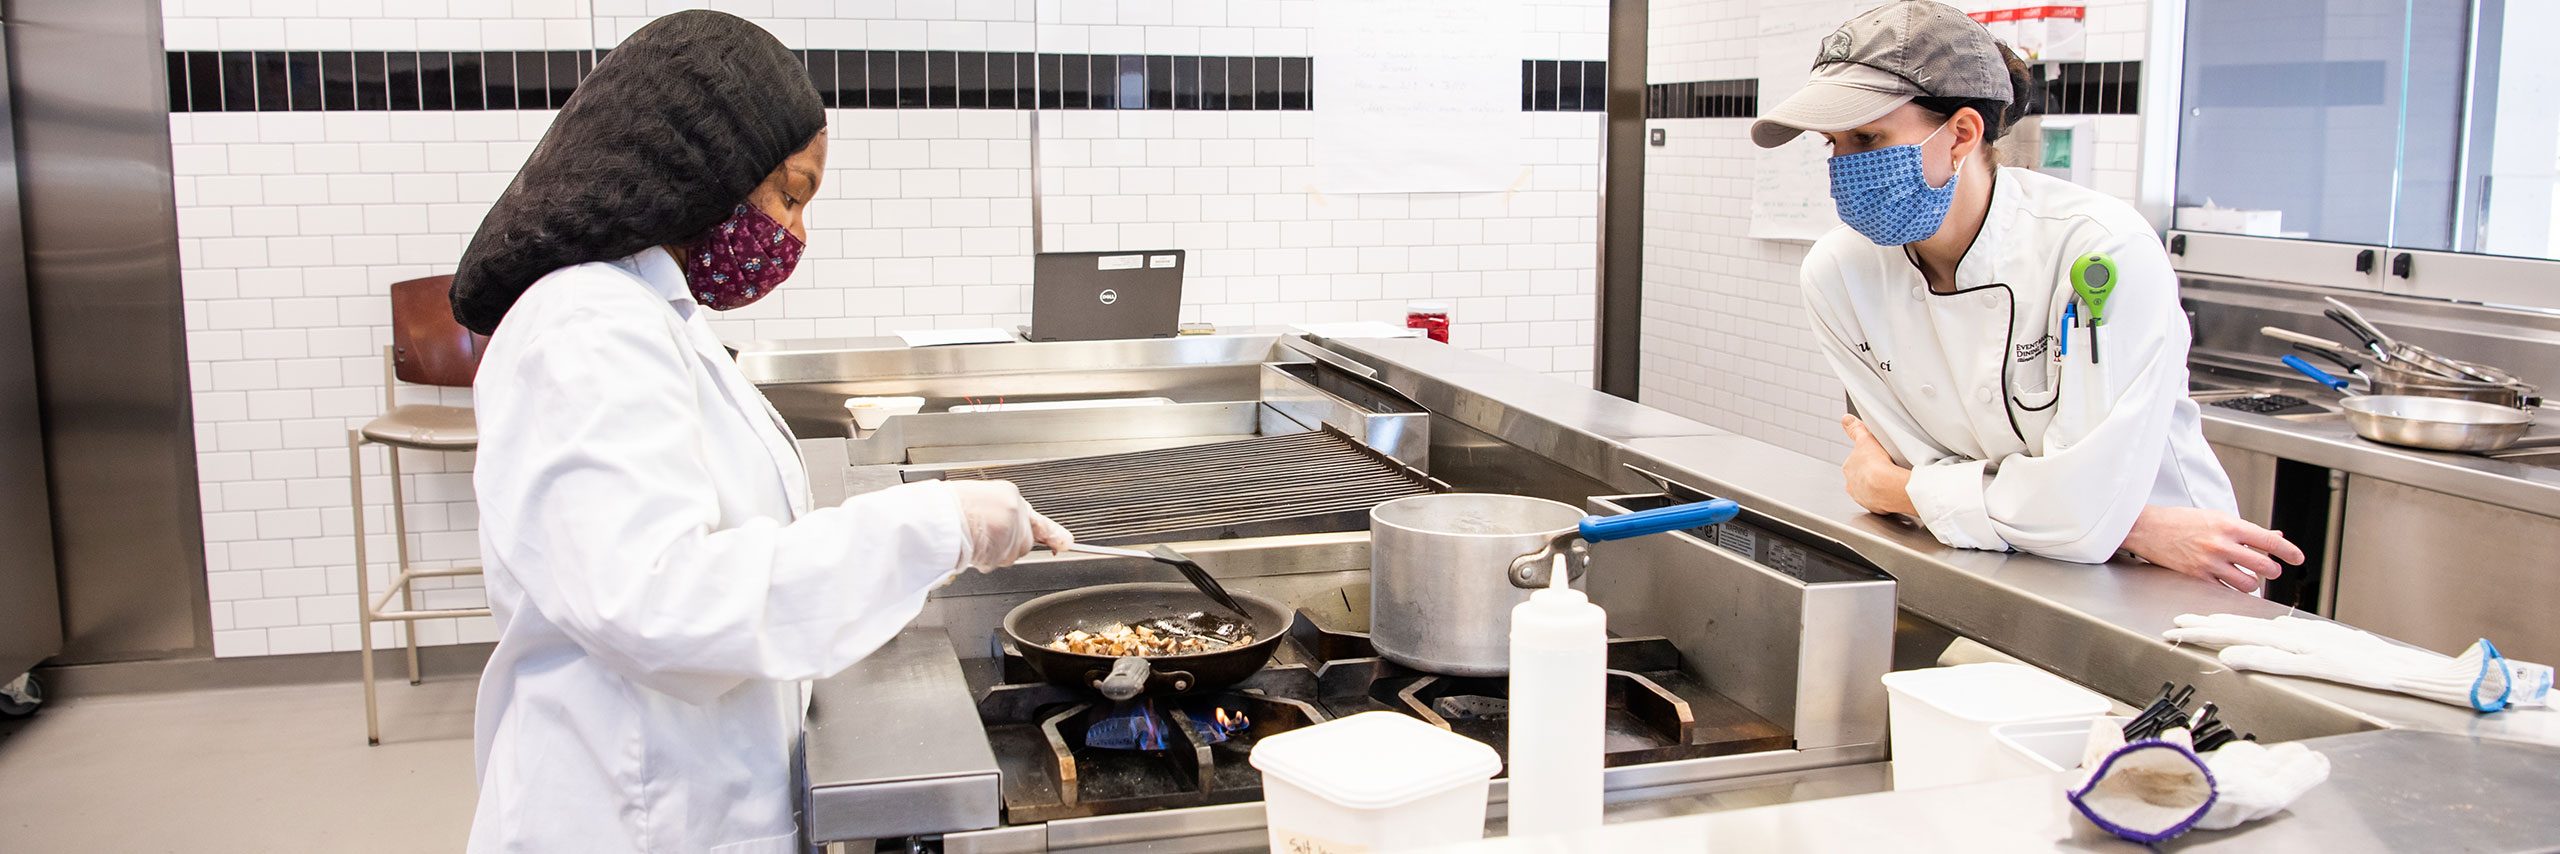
[389,275,488,388]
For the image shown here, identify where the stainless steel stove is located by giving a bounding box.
[758,333,1903,853]
[960,593,1794,828]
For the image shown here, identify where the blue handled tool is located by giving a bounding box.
[1508,499,1741,588]
[2282,354,2351,393]
[1578,498,1741,542]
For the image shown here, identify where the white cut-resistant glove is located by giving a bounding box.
[2068,727,2215,844]
[2163,613,2528,711]
[948,480,1075,573]
[2194,740,2331,831]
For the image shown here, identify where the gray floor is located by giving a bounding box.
[0,675,479,853]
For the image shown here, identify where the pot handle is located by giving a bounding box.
[1578,498,1740,542]
[1096,657,1153,701]
[2282,355,2351,393]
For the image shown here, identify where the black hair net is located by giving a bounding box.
[450,10,824,334]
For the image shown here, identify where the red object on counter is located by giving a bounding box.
[1405,301,1451,343]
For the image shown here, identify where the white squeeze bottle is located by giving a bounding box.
[1505,557,1605,838]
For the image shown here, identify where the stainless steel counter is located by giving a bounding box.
[776,330,2559,851]
[2187,366,2560,518]
[1407,729,2560,853]
[1324,335,2555,746]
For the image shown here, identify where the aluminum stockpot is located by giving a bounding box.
[1368,493,1585,677]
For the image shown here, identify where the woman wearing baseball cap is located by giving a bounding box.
[1759,1,2300,592]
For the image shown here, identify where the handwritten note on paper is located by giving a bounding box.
[1748,0,1868,242]
[1312,0,1525,194]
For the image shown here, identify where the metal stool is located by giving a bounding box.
[348,275,488,745]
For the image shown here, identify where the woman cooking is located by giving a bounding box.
[1755,1,2304,592]
[451,12,1072,853]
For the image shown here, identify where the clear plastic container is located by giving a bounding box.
[1992,715,2134,776]
[1880,663,2111,790]
[1251,711,1501,852]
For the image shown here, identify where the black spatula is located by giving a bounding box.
[1054,543,1249,618]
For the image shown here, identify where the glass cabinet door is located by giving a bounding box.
[2173,0,2468,249]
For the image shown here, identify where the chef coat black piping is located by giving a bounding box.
[1906,280,2043,445]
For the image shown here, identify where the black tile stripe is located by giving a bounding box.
[1645,78,1758,119]
[151,49,1858,115]
[2040,60,2140,116]
[1525,60,1609,113]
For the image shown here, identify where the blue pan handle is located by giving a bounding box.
[2281,354,2351,393]
[1578,499,1741,543]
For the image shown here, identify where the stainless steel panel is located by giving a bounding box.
[8,0,209,662]
[803,628,1004,843]
[2184,273,2560,399]
[2333,474,2560,664]
[735,332,1279,387]
[0,25,60,680]
[1619,433,2393,744]
[931,741,1894,848]
[2207,441,2278,527]
[838,403,1261,467]
[1585,495,1896,751]
[1258,362,1430,470]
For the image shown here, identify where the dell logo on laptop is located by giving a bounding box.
[1098,289,1118,305]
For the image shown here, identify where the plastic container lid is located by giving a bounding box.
[1880,663,2111,724]
[1406,301,1451,314]
[1249,712,1502,810]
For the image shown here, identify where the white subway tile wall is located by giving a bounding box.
[1637,0,2152,461]
[169,0,1609,656]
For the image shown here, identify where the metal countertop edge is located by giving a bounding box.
[2195,406,2560,517]
[1326,337,2560,748]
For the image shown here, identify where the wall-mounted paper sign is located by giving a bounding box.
[1312,0,1525,194]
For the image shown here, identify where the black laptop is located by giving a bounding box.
[1025,250,1185,342]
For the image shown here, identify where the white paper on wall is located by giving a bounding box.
[1311,0,1527,194]
[1748,0,1868,242]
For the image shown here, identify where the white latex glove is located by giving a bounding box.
[2164,613,2519,711]
[948,480,1074,573]
[2193,740,2331,830]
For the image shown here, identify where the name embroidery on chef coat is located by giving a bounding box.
[2015,335,2050,363]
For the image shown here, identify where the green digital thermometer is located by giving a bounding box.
[2070,252,2117,363]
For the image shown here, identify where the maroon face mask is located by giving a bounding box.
[682,203,805,310]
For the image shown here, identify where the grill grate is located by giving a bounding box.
[940,427,1441,545]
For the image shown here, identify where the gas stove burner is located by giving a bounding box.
[1083,700,1253,751]
[978,664,1328,823]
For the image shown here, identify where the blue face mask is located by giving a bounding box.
[1828,122,1959,246]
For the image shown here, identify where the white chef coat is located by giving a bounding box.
[1800,166,2237,563]
[466,248,967,854]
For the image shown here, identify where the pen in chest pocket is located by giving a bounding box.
[2060,302,2075,358]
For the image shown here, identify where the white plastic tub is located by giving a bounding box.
[1881,663,2111,790]
[1250,711,1502,852]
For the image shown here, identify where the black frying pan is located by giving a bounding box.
[1003,582,1293,701]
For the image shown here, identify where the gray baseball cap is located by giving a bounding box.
[1750,1,2014,149]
